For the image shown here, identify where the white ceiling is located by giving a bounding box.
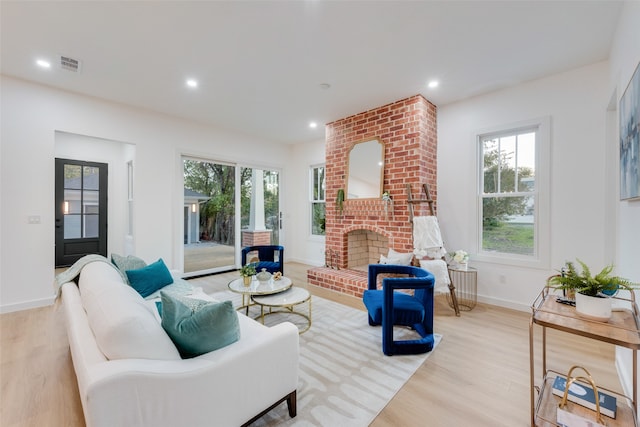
[0,1,623,144]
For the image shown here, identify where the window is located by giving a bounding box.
[310,165,325,236]
[477,118,550,267]
[127,160,134,236]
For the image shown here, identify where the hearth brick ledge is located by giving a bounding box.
[307,267,368,297]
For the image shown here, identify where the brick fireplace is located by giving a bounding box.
[307,94,438,297]
[347,229,389,269]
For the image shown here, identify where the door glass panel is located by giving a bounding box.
[84,214,99,238]
[64,165,82,189]
[64,190,82,214]
[64,215,81,239]
[183,159,236,275]
[240,167,280,246]
[62,168,101,238]
[83,166,99,190]
[85,204,99,214]
[83,189,99,207]
[183,159,281,276]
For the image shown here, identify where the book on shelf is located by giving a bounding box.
[557,408,606,427]
[552,374,617,419]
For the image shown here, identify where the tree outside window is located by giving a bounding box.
[311,165,325,236]
[480,129,536,256]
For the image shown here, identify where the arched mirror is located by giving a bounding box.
[346,138,384,199]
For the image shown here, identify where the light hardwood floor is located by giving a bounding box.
[1,262,621,426]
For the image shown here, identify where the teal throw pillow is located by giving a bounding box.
[160,292,240,358]
[111,253,147,284]
[126,258,174,298]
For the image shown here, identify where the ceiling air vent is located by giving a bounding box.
[59,55,81,73]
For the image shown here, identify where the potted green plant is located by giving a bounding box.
[548,259,637,321]
[240,264,257,286]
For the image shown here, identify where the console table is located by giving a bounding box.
[529,286,640,426]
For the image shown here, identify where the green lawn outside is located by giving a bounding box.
[483,222,534,255]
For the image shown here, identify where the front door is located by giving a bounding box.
[55,158,108,267]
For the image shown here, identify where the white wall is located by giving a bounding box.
[0,76,291,312]
[54,131,133,258]
[608,0,640,406]
[437,61,612,311]
[610,0,640,282]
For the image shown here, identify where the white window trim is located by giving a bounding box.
[474,116,551,269]
[309,164,326,239]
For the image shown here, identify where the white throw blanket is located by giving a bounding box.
[419,259,451,292]
[53,254,126,297]
[413,216,447,259]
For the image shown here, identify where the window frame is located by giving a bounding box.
[475,117,550,269]
[310,164,326,238]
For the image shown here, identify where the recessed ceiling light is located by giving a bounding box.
[36,59,51,69]
[427,80,439,89]
[186,79,198,88]
[309,122,318,129]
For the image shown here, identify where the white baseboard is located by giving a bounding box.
[477,294,530,312]
[287,256,324,267]
[0,295,55,314]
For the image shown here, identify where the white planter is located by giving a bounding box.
[449,262,468,271]
[575,292,612,322]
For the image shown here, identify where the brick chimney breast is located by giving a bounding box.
[307,94,437,297]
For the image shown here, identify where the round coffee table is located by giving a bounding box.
[251,287,312,334]
[228,275,292,315]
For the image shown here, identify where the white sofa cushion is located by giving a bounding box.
[110,253,147,285]
[386,248,414,265]
[79,262,181,360]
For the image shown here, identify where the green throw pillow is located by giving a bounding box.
[126,258,174,298]
[111,253,147,284]
[160,292,240,358]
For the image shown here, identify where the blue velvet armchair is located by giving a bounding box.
[241,245,284,275]
[362,264,435,356]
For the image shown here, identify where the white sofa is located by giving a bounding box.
[60,260,299,427]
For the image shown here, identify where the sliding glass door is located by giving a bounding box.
[183,159,236,275]
[183,158,281,277]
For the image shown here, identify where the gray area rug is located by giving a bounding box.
[209,289,441,426]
